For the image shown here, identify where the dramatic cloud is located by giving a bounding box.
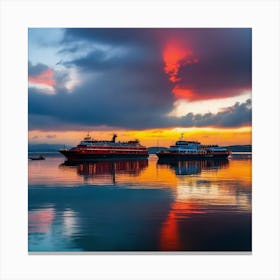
[28,66,174,130]
[29,73,251,129]
[28,61,77,94]
[61,28,251,101]
[28,62,56,88]
[171,99,252,128]
[28,28,252,131]
[169,29,252,101]
[162,40,198,83]
[29,68,56,87]
[28,62,49,76]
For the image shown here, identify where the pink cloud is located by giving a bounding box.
[29,68,56,87]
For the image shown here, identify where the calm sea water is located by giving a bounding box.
[28,153,252,252]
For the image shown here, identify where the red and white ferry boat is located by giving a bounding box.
[59,133,149,161]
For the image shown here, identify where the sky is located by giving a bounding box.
[28,28,252,147]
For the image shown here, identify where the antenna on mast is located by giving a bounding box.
[84,131,91,141]
[112,133,117,143]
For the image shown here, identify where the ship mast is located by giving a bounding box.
[180,133,184,140]
[112,134,117,143]
[84,131,92,141]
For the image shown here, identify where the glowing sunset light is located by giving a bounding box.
[28,126,251,147]
[27,28,252,253]
[162,41,198,83]
[172,85,195,100]
[28,68,56,87]
[28,28,251,149]
[169,90,251,116]
[172,85,250,102]
[160,210,181,250]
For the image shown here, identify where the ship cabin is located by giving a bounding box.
[170,140,201,152]
[79,134,94,146]
[77,133,141,147]
[127,140,139,144]
[201,144,228,152]
[208,146,228,152]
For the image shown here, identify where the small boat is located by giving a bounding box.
[29,155,45,160]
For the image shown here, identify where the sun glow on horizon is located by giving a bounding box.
[29,126,251,148]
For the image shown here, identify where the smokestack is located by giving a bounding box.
[112,134,117,143]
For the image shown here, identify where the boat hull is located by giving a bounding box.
[59,150,149,161]
[156,151,230,160]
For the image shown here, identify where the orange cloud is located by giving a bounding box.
[172,85,246,102]
[162,41,198,83]
[29,68,56,87]
[172,85,195,100]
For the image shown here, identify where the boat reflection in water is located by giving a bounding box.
[60,159,148,184]
[157,158,229,176]
[29,154,251,251]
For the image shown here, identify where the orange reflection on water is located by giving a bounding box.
[160,210,181,250]
[77,160,148,177]
[29,156,251,192]
[28,155,251,251]
[29,158,83,185]
[160,200,205,251]
[116,159,178,188]
[28,157,178,187]
[159,158,251,250]
[205,158,252,186]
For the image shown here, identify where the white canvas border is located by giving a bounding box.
[1,0,279,280]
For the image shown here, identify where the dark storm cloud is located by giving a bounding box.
[63,28,157,46]
[176,29,252,100]
[65,45,159,73]
[62,28,251,100]
[171,99,252,128]
[29,28,252,130]
[28,59,175,130]
[28,60,72,91]
[29,74,251,130]
[29,29,175,130]
[28,61,49,76]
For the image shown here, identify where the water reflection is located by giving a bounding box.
[157,158,251,251]
[28,186,173,251]
[28,207,54,233]
[28,154,252,251]
[157,159,229,175]
[60,159,148,184]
